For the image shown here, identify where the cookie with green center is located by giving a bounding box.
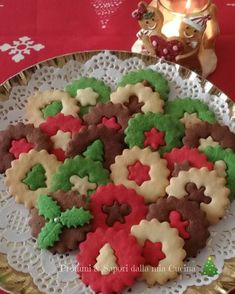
[5,150,60,208]
[26,90,79,127]
[50,155,110,196]
[65,77,111,116]
[124,112,185,153]
[201,145,235,201]
[118,69,169,101]
[29,191,93,253]
[164,98,216,128]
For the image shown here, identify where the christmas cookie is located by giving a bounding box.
[50,155,109,195]
[118,69,170,101]
[66,125,124,170]
[125,112,185,153]
[110,147,170,203]
[110,83,164,114]
[29,191,92,253]
[202,145,235,200]
[40,113,83,161]
[5,150,60,208]
[83,102,130,132]
[77,228,144,294]
[26,90,79,127]
[131,219,186,285]
[163,145,213,175]
[165,98,216,128]
[90,184,147,231]
[65,77,111,116]
[166,167,230,224]
[147,197,210,257]
[0,123,53,173]
[183,122,235,151]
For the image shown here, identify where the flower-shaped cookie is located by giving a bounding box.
[90,184,147,231]
[125,112,185,153]
[26,90,79,127]
[118,69,170,101]
[166,167,230,224]
[40,113,83,161]
[165,98,216,129]
[29,191,92,253]
[147,197,210,257]
[110,147,170,203]
[183,122,235,151]
[110,83,164,114]
[77,228,144,294]
[65,77,111,116]
[5,150,60,208]
[0,123,53,173]
[131,219,186,285]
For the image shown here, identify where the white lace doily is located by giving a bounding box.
[0,51,235,294]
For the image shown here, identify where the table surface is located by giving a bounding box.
[0,0,234,100]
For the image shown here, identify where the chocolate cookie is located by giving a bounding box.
[83,102,130,132]
[29,191,93,254]
[183,122,235,152]
[0,123,52,173]
[66,125,125,170]
[147,197,210,257]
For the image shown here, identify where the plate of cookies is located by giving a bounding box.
[0,51,235,294]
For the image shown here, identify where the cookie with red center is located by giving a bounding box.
[83,102,130,133]
[131,219,186,285]
[66,125,124,170]
[39,113,83,161]
[90,184,147,231]
[163,145,214,175]
[77,228,144,294]
[147,197,210,257]
[0,123,53,173]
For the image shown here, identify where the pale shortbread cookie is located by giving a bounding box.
[110,83,164,113]
[110,146,170,203]
[70,175,97,195]
[75,88,99,106]
[180,112,202,128]
[94,243,117,275]
[5,150,60,208]
[51,130,71,151]
[26,90,79,127]
[131,219,186,285]
[214,160,227,178]
[199,136,219,149]
[166,167,230,224]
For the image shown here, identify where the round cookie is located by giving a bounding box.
[166,167,230,224]
[66,125,124,170]
[163,145,214,175]
[202,145,235,200]
[183,122,235,152]
[5,150,60,208]
[29,191,93,253]
[131,219,186,285]
[110,83,164,114]
[26,90,80,127]
[164,98,216,128]
[77,228,144,294]
[83,102,130,133]
[50,155,110,195]
[124,112,185,153]
[147,197,210,257]
[0,123,53,173]
[118,69,170,101]
[65,77,111,116]
[40,113,83,161]
[90,184,147,232]
[110,147,170,203]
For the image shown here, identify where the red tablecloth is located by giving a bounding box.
[0,0,234,100]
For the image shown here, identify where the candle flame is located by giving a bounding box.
[186,0,191,10]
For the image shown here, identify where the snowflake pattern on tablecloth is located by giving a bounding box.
[0,36,45,63]
[92,0,125,29]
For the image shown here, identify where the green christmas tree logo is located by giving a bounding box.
[201,256,218,277]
